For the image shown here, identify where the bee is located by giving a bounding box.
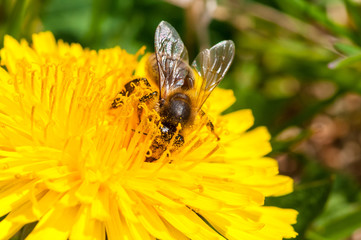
[113,21,235,161]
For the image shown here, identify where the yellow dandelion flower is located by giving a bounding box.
[0,31,297,240]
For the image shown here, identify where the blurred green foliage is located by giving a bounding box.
[3,0,361,239]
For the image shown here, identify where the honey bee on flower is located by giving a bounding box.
[112,21,235,161]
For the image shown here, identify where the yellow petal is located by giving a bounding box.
[125,191,171,239]
[253,206,298,239]
[0,179,38,217]
[105,196,133,240]
[157,206,223,240]
[223,127,272,158]
[205,87,236,115]
[0,190,61,239]
[202,210,265,240]
[70,205,106,240]
[163,220,189,240]
[221,109,254,134]
[242,175,294,196]
[90,188,110,221]
[75,180,100,204]
[202,183,264,207]
[189,162,253,179]
[0,200,34,240]
[32,32,57,55]
[27,204,79,240]
[1,35,23,73]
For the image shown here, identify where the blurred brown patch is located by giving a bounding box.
[277,93,361,183]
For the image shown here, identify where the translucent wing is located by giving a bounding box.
[191,40,235,110]
[155,21,193,99]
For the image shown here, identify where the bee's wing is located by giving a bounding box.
[191,40,235,110]
[155,21,190,98]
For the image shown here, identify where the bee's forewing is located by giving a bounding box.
[155,21,190,98]
[191,40,235,109]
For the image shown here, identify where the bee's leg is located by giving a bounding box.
[173,134,184,147]
[139,91,158,103]
[111,97,122,109]
[145,135,168,162]
[146,132,184,163]
[137,90,158,123]
[200,110,220,141]
[124,78,151,96]
[111,78,151,109]
[206,121,220,141]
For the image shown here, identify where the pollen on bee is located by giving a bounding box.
[110,76,224,163]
